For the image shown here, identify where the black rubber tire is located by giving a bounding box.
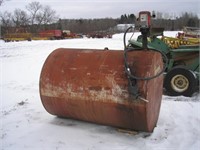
[164,67,197,97]
[27,38,32,41]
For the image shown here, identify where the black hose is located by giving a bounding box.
[123,27,168,80]
[123,26,134,49]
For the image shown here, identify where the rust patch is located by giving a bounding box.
[89,86,102,91]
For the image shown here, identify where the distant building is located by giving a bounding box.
[115,24,135,32]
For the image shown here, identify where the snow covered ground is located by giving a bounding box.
[0,31,200,150]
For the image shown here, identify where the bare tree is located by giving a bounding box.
[0,11,12,36]
[26,1,42,25]
[26,1,58,26]
[0,0,3,6]
[0,0,10,6]
[0,0,4,6]
[156,11,163,19]
[36,5,58,25]
[0,11,12,26]
[12,9,29,27]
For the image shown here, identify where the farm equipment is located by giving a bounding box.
[62,30,79,39]
[39,30,63,40]
[86,32,113,38]
[129,26,199,96]
[39,11,166,132]
[177,26,200,39]
[3,33,32,42]
[3,29,80,42]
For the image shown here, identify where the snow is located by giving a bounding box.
[1,31,200,150]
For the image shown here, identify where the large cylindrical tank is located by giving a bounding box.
[40,48,163,132]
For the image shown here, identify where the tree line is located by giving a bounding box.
[0,1,58,34]
[152,11,199,31]
[55,12,199,33]
[0,1,199,36]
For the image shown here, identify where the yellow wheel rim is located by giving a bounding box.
[171,74,189,93]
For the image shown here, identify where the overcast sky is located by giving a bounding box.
[0,0,199,19]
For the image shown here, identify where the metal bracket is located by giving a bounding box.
[126,67,140,99]
[126,67,149,102]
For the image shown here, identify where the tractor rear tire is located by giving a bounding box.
[164,67,197,97]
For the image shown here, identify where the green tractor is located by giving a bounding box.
[127,27,199,97]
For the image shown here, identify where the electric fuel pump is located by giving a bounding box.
[138,11,154,49]
[124,11,167,101]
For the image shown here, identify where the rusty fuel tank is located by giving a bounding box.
[39,48,163,132]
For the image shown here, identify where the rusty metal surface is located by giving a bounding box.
[39,48,163,132]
